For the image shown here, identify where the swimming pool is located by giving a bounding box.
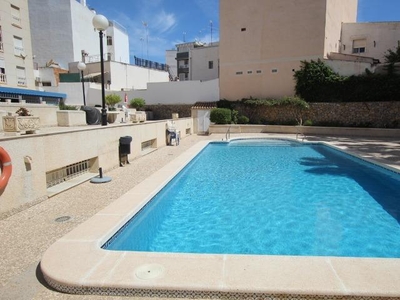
[41,137,400,298]
[103,139,400,258]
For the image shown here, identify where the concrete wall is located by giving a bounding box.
[324,0,358,57]
[219,0,357,100]
[209,124,400,138]
[29,0,100,68]
[0,103,58,127]
[340,22,400,63]
[0,118,193,217]
[56,79,219,107]
[191,45,219,81]
[107,22,130,64]
[325,59,374,76]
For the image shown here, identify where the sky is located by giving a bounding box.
[85,0,400,64]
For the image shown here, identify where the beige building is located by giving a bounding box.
[340,22,400,63]
[0,0,35,89]
[219,0,358,100]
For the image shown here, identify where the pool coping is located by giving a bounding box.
[41,137,400,298]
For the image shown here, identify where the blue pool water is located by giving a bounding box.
[104,139,400,258]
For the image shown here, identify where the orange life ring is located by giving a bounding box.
[0,147,12,190]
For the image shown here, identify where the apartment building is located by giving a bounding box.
[29,0,130,70]
[0,0,35,89]
[340,22,400,63]
[166,41,219,82]
[219,0,358,100]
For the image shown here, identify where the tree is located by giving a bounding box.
[105,94,121,111]
[383,46,400,75]
[129,98,146,110]
[293,59,345,102]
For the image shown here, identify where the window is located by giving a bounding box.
[241,28,246,32]
[256,70,262,74]
[0,58,6,83]
[247,70,252,74]
[16,66,26,86]
[13,36,23,56]
[236,71,243,75]
[208,61,213,69]
[11,5,21,27]
[271,69,278,73]
[107,36,112,46]
[352,39,366,54]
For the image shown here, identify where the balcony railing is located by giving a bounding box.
[0,73,6,83]
[17,76,26,86]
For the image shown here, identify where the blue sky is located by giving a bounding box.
[85,0,400,64]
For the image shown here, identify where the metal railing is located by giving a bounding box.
[46,160,90,188]
[0,73,6,83]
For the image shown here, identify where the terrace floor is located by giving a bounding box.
[0,132,399,300]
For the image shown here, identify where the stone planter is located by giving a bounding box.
[2,115,40,135]
[107,111,120,124]
[57,110,87,127]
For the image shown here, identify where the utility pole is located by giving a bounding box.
[210,20,213,45]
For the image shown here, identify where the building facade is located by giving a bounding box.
[29,0,130,70]
[168,42,219,82]
[340,22,400,63]
[0,0,35,89]
[219,0,358,100]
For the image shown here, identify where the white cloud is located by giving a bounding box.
[152,10,177,34]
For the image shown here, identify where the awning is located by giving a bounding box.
[0,86,66,99]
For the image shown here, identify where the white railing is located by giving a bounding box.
[0,73,6,83]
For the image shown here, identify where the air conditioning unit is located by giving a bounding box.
[35,77,41,82]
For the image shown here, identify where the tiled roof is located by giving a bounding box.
[191,102,217,109]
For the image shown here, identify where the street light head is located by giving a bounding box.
[77,61,86,71]
[92,14,109,31]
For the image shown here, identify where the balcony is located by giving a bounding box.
[0,73,6,84]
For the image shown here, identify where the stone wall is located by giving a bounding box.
[145,105,192,120]
[237,101,400,128]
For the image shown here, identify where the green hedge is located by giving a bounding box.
[210,108,232,124]
[294,59,400,102]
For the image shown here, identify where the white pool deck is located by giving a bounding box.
[1,133,400,299]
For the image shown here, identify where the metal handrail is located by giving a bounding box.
[225,125,231,141]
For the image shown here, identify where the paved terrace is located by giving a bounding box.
[0,132,399,300]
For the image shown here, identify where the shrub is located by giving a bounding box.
[58,100,77,111]
[129,98,145,110]
[303,119,313,126]
[237,115,249,124]
[105,94,121,111]
[210,108,232,124]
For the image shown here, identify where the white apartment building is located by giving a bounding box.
[166,41,219,82]
[0,0,65,103]
[219,0,359,100]
[340,22,400,63]
[29,0,130,70]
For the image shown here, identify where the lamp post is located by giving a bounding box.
[92,14,109,126]
[77,61,86,106]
